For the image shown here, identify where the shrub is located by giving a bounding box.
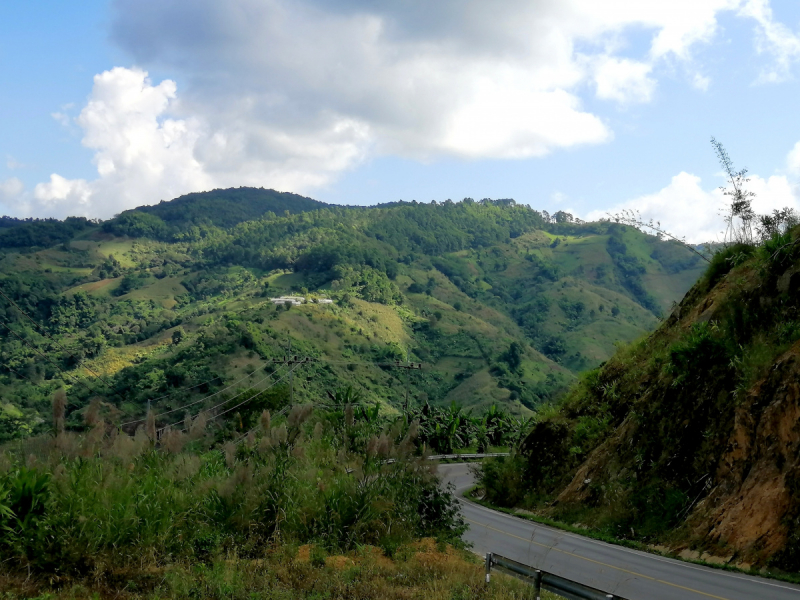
[702,243,755,289]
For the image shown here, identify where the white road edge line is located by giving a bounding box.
[456,485,800,594]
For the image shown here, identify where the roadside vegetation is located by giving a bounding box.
[0,391,547,598]
[476,141,800,572]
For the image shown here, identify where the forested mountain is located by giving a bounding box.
[0,188,705,440]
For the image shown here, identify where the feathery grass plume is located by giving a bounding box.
[313,422,323,440]
[52,388,66,435]
[377,433,390,458]
[246,431,256,447]
[85,419,105,453]
[145,410,156,443]
[171,455,201,481]
[190,411,207,439]
[84,397,101,428]
[0,452,11,475]
[162,428,186,454]
[399,419,419,455]
[224,441,236,468]
[272,424,288,446]
[107,424,118,448]
[260,409,271,432]
[345,403,354,428]
[288,406,300,428]
[184,411,192,433]
[366,435,379,458]
[258,436,272,453]
[134,425,148,444]
[110,431,141,463]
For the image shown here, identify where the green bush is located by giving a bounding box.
[702,243,755,289]
[0,411,466,575]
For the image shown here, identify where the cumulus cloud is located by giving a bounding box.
[22,0,799,217]
[23,67,370,217]
[587,170,799,243]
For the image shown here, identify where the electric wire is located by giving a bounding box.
[0,284,242,422]
[0,319,106,398]
[157,364,293,434]
[0,360,35,383]
[212,363,299,422]
[120,366,272,427]
[0,286,118,390]
[233,403,292,445]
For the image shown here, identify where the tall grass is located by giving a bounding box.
[0,405,465,579]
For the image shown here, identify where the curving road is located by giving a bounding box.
[439,463,800,600]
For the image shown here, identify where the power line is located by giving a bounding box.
[121,367,267,427]
[0,360,36,383]
[159,364,297,435]
[213,364,298,421]
[0,286,118,391]
[0,284,247,424]
[0,319,106,398]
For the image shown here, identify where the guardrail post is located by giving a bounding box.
[485,552,493,583]
[534,569,542,600]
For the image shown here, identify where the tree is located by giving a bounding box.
[502,342,523,371]
[172,328,184,345]
[711,137,757,246]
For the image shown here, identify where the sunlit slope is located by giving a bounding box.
[0,192,704,438]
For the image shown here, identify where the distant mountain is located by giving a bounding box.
[0,192,705,441]
[106,187,329,235]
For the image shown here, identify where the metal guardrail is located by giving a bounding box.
[427,452,509,460]
[485,553,627,600]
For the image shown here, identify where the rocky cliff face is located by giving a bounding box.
[511,240,800,569]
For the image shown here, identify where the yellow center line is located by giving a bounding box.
[466,518,731,600]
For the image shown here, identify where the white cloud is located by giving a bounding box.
[34,175,93,210]
[739,0,800,82]
[788,141,800,175]
[587,169,799,243]
[26,0,800,218]
[593,57,656,103]
[0,178,24,201]
[25,67,373,217]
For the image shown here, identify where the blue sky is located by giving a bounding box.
[2,1,800,241]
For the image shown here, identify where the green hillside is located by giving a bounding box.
[0,190,705,440]
[476,230,800,570]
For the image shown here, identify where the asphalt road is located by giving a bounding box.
[439,463,800,600]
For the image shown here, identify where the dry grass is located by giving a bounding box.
[0,540,559,599]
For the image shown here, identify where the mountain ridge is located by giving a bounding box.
[0,189,705,440]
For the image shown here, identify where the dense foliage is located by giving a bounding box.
[477,224,800,569]
[0,188,704,439]
[0,402,465,575]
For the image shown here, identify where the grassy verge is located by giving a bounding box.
[464,487,800,587]
[0,538,558,599]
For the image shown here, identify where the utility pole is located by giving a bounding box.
[394,351,421,418]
